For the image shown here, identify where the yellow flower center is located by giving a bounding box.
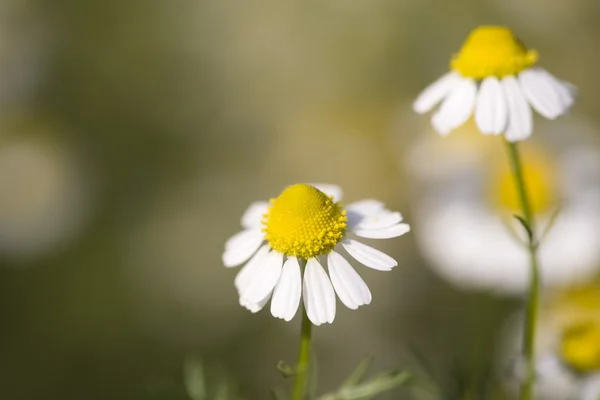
[561,320,600,372]
[451,26,538,79]
[491,146,557,215]
[263,184,347,259]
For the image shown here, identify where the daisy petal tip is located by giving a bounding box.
[412,100,429,114]
[222,253,240,268]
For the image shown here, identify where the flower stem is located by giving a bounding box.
[505,140,539,400]
[291,260,313,400]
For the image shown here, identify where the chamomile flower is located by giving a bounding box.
[222,184,409,326]
[500,282,600,400]
[413,26,576,141]
[408,127,600,295]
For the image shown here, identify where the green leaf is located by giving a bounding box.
[512,215,534,244]
[538,205,563,244]
[318,369,412,400]
[213,378,230,400]
[184,358,207,400]
[342,356,373,388]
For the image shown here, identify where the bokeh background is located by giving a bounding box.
[1,0,600,399]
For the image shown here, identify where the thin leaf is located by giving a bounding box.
[184,358,207,400]
[213,378,230,400]
[512,215,534,244]
[318,370,412,400]
[342,356,373,388]
[538,205,563,244]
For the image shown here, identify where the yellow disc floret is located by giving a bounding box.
[561,320,600,372]
[451,26,538,79]
[263,184,347,259]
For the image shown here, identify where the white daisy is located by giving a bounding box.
[408,132,600,295]
[500,282,600,399]
[222,184,409,326]
[413,25,576,142]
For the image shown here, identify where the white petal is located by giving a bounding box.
[308,183,343,202]
[354,223,410,239]
[327,251,371,310]
[234,245,271,292]
[475,77,507,135]
[352,210,403,231]
[241,201,269,228]
[519,68,565,119]
[413,71,462,114]
[222,229,264,267]
[580,374,600,400]
[346,199,384,214]
[270,256,302,321]
[240,292,271,313]
[342,239,397,271]
[303,258,336,326]
[431,77,477,135]
[239,251,284,303]
[536,68,577,110]
[502,75,533,142]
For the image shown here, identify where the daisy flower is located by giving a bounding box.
[407,129,600,294]
[500,282,600,400]
[222,184,409,326]
[413,26,576,141]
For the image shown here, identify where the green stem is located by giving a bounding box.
[505,140,540,400]
[291,261,313,400]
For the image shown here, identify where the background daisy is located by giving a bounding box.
[500,279,600,400]
[407,123,600,295]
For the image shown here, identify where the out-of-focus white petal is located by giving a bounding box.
[475,76,507,135]
[431,77,477,135]
[239,251,283,303]
[303,258,336,326]
[354,223,410,239]
[342,239,397,271]
[309,183,343,202]
[270,256,302,321]
[222,229,264,267]
[234,245,271,292]
[347,200,385,228]
[347,200,384,214]
[327,251,371,310]
[519,68,565,119]
[240,292,271,313]
[241,201,269,229]
[534,69,577,110]
[502,75,533,142]
[580,374,600,400]
[413,71,462,114]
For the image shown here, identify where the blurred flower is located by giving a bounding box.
[222,184,409,325]
[500,281,600,399]
[413,26,576,141]
[0,117,92,262]
[408,126,600,294]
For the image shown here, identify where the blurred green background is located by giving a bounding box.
[1,0,599,399]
